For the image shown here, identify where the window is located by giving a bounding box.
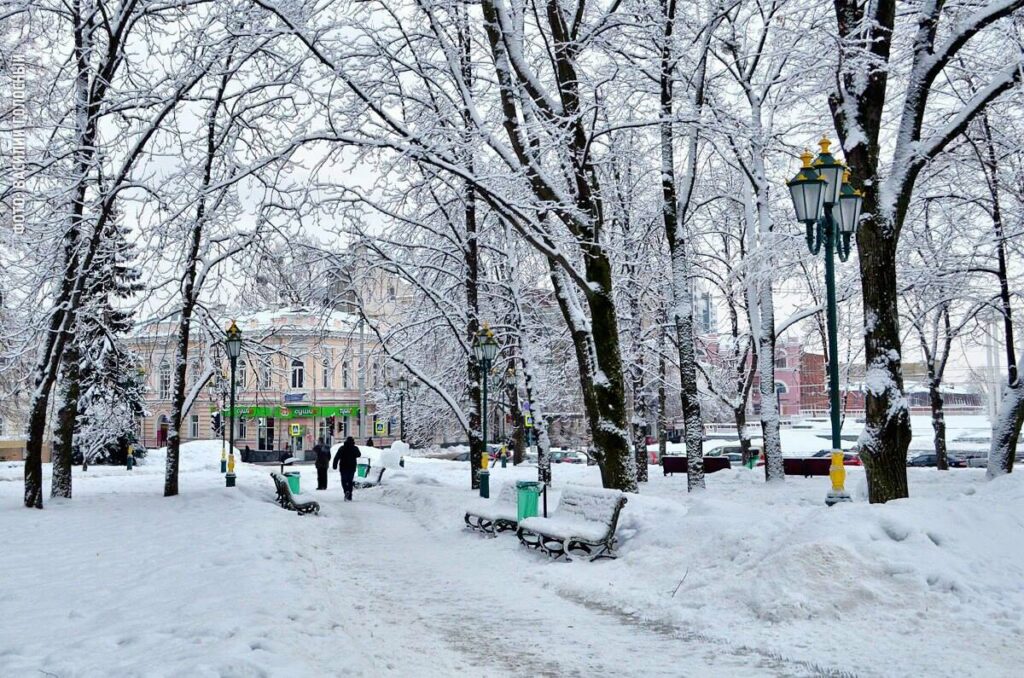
[159,361,171,400]
[322,358,330,389]
[237,360,246,389]
[291,359,304,389]
[260,358,272,389]
[189,359,200,385]
[775,381,788,395]
[388,284,396,300]
[0,416,5,437]
[372,360,379,387]
[258,417,275,451]
[237,416,247,439]
[342,361,350,389]
[775,352,788,369]
[190,414,200,438]
[318,419,331,446]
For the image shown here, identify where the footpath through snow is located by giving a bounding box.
[1,444,1022,677]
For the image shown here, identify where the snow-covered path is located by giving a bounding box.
[5,447,1022,677]
[304,495,821,677]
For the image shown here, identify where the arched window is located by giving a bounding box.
[291,359,305,389]
[321,358,331,389]
[260,358,272,388]
[342,361,350,389]
[159,361,171,400]
[237,360,247,389]
[775,381,788,395]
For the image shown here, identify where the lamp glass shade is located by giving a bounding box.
[472,342,485,362]
[838,190,863,234]
[411,380,421,392]
[481,336,499,362]
[816,163,844,204]
[787,175,825,224]
[225,322,242,359]
[397,376,409,391]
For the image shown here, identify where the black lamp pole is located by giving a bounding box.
[225,321,243,487]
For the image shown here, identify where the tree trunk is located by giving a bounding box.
[51,343,79,499]
[856,224,911,503]
[755,283,784,483]
[734,406,752,465]
[929,376,948,470]
[458,6,484,490]
[988,356,1024,477]
[506,374,525,465]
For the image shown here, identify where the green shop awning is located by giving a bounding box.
[213,404,361,419]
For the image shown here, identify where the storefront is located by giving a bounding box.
[221,403,361,453]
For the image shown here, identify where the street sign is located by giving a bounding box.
[524,413,534,428]
[374,420,386,435]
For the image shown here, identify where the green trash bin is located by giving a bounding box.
[516,481,542,522]
[284,471,300,495]
[356,463,369,478]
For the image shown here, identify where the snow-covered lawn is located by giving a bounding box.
[1,443,1022,677]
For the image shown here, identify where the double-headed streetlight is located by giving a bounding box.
[225,320,243,488]
[473,324,499,496]
[787,137,863,506]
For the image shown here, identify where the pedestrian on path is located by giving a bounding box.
[314,439,331,490]
[333,436,361,501]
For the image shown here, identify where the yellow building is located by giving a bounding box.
[132,306,397,457]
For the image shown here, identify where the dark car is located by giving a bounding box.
[907,453,967,468]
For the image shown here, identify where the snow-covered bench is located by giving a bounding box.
[516,484,627,561]
[353,465,385,489]
[464,483,518,536]
[270,472,320,515]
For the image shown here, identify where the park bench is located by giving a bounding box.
[270,472,320,515]
[782,457,831,477]
[662,455,731,476]
[464,483,518,537]
[353,465,386,489]
[516,484,627,561]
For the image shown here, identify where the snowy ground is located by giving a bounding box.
[1,441,1022,677]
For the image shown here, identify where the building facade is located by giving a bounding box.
[133,307,397,456]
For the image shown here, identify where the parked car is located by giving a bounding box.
[907,452,967,468]
[550,450,585,464]
[811,449,863,466]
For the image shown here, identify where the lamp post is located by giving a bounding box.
[396,375,408,442]
[787,137,863,506]
[225,321,243,488]
[472,324,499,496]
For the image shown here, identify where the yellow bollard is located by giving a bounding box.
[826,450,851,505]
[227,452,235,474]
[830,451,845,493]
[481,449,489,470]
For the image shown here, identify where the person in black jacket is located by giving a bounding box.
[314,440,331,490]
[332,436,361,500]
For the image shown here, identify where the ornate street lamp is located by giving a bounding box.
[224,320,243,488]
[390,375,417,443]
[787,138,863,506]
[472,324,499,496]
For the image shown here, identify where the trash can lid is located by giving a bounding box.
[516,480,542,489]
[284,471,300,476]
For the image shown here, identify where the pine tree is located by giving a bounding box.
[71,215,146,468]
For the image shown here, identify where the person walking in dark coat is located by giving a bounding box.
[314,440,331,490]
[333,436,361,501]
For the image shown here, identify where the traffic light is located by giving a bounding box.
[211,413,223,435]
